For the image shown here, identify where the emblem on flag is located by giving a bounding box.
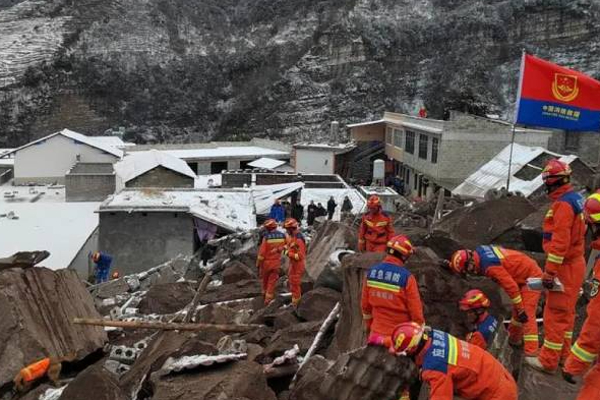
[552,74,579,102]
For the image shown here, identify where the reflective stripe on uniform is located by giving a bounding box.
[511,295,523,304]
[363,313,373,320]
[523,334,538,342]
[364,220,375,227]
[267,238,285,244]
[447,335,459,366]
[491,246,505,259]
[564,331,573,339]
[367,280,400,293]
[571,342,597,363]
[543,339,563,351]
[546,209,554,218]
[547,253,564,264]
[510,318,522,327]
[376,221,388,226]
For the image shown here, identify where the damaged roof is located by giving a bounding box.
[452,143,579,199]
[115,150,197,183]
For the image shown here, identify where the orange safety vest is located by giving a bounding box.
[21,358,50,382]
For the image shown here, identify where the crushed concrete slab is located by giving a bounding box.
[289,355,332,400]
[305,222,357,281]
[0,268,107,387]
[200,279,263,304]
[222,260,257,284]
[518,364,581,400]
[58,364,127,400]
[260,321,323,361]
[160,353,247,374]
[0,251,50,270]
[239,326,277,347]
[137,282,196,315]
[296,287,341,322]
[150,360,277,400]
[518,206,549,253]
[92,279,131,300]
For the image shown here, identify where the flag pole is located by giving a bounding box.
[508,50,527,192]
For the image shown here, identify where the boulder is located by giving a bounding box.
[137,282,196,315]
[296,287,341,321]
[305,222,357,280]
[239,326,277,347]
[58,364,127,400]
[222,260,257,284]
[0,268,107,387]
[289,355,332,400]
[518,364,581,400]
[150,360,277,400]
[260,321,322,360]
[200,279,263,304]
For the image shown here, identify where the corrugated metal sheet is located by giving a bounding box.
[453,143,578,199]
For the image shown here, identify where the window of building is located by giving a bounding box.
[419,134,428,159]
[385,127,392,145]
[393,129,403,148]
[405,130,415,154]
[414,173,418,190]
[431,137,439,164]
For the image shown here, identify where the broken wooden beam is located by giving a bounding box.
[73,318,263,333]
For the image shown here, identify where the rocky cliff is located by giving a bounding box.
[1,0,599,146]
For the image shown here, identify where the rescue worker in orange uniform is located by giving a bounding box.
[256,219,286,305]
[458,289,499,350]
[388,322,518,400]
[361,234,424,343]
[358,195,394,253]
[448,245,542,355]
[283,218,306,307]
[525,159,586,373]
[562,191,600,399]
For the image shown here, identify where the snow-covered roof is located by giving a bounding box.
[134,146,289,161]
[247,157,287,170]
[115,150,196,183]
[0,202,99,270]
[100,189,257,232]
[346,119,386,128]
[452,143,578,199]
[302,188,366,217]
[360,186,399,196]
[294,142,356,154]
[254,182,304,214]
[1,129,123,158]
[90,136,125,147]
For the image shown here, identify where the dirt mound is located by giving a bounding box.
[222,260,257,284]
[58,364,127,400]
[138,282,196,315]
[434,197,536,249]
[296,287,340,322]
[150,360,277,400]
[0,268,107,387]
[305,222,357,280]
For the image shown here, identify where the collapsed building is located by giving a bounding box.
[0,191,593,400]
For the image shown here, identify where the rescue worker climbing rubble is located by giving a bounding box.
[361,234,424,343]
[256,219,286,305]
[358,195,394,253]
[448,245,541,355]
[525,159,586,373]
[388,322,518,400]
[458,289,498,350]
[562,191,600,399]
[283,218,306,307]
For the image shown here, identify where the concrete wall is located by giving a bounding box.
[14,134,118,184]
[126,166,194,188]
[295,149,335,174]
[99,211,194,275]
[66,174,116,202]
[548,130,600,166]
[197,161,211,175]
[68,226,98,280]
[350,124,385,142]
[384,126,404,162]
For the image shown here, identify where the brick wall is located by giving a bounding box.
[65,174,116,202]
[126,166,194,188]
[98,211,194,275]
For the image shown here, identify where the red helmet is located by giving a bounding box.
[263,219,278,231]
[459,289,491,311]
[367,195,381,210]
[449,249,476,275]
[390,322,427,356]
[284,218,299,230]
[542,159,571,186]
[584,191,600,224]
[387,235,415,260]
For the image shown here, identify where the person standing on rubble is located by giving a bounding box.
[283,218,306,307]
[307,200,318,226]
[525,159,586,373]
[562,191,600,399]
[256,219,286,305]
[458,289,498,350]
[91,251,113,284]
[385,322,517,400]
[447,245,541,356]
[269,199,286,224]
[327,196,337,220]
[361,235,424,344]
[358,195,394,252]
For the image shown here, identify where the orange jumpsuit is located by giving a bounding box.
[563,258,600,400]
[20,358,50,382]
[257,230,286,304]
[361,255,424,337]
[286,232,306,305]
[358,210,394,252]
[539,185,586,370]
[466,313,499,350]
[473,245,542,355]
[417,330,517,400]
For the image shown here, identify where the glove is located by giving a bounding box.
[542,272,556,290]
[439,259,450,270]
[562,370,577,385]
[516,309,529,324]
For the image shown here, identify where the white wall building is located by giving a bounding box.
[293,143,355,175]
[3,129,123,184]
